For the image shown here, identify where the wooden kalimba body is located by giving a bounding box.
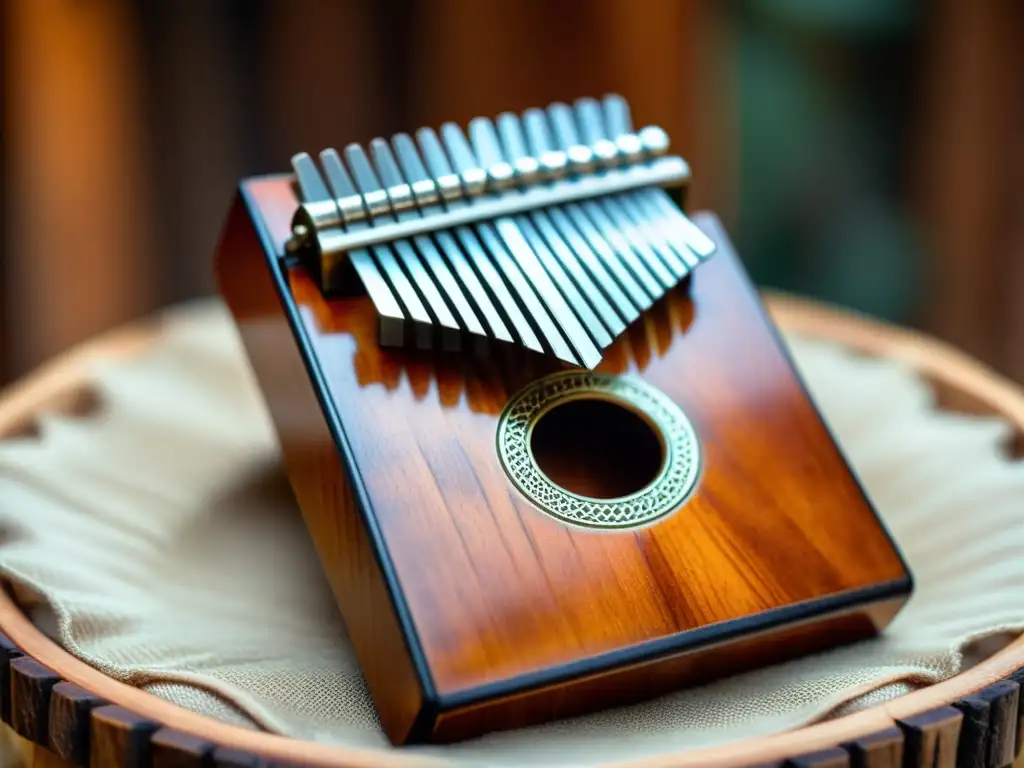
[214,96,912,745]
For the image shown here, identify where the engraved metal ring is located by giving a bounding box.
[497,371,702,530]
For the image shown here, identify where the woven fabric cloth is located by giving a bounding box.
[0,300,1022,766]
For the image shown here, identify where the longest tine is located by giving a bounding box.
[494,111,618,348]
[467,116,603,368]
[416,126,544,356]
[439,122,580,365]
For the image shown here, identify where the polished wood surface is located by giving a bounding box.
[0,295,1021,766]
[214,177,910,743]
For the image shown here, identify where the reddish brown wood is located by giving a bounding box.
[48,681,107,766]
[10,657,60,745]
[896,707,963,768]
[0,631,24,726]
[953,681,1020,768]
[842,727,904,768]
[214,177,912,744]
[90,705,159,768]
[150,727,215,768]
[784,747,850,768]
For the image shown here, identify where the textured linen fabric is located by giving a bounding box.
[0,300,1022,766]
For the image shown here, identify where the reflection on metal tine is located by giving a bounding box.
[600,94,716,261]
[497,112,616,348]
[417,126,543,355]
[473,115,604,366]
[391,133,500,342]
[301,151,406,348]
[571,99,688,280]
[612,193,688,278]
[544,103,659,307]
[371,138,464,351]
[292,153,333,202]
[643,189,717,258]
[448,120,585,370]
[344,144,434,349]
[289,93,710,365]
[520,108,641,324]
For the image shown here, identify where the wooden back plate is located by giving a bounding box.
[215,176,911,742]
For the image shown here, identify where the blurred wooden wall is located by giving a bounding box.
[2,0,1021,386]
[1,0,731,385]
[915,0,1024,384]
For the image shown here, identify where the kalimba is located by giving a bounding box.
[214,95,913,745]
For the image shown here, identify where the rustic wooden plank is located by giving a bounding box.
[48,682,107,766]
[211,747,265,768]
[784,747,851,767]
[9,657,60,746]
[90,705,159,768]
[150,728,215,768]
[1009,668,1024,761]
[30,745,79,768]
[953,681,1020,768]
[955,692,993,768]
[970,680,1020,768]
[843,726,905,768]
[0,632,24,726]
[897,706,964,768]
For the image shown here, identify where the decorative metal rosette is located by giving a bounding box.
[497,371,701,529]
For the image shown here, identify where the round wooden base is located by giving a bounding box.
[1,294,1021,768]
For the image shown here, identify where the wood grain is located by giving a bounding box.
[150,728,215,768]
[0,285,1020,764]
[0,632,24,726]
[842,727,904,768]
[1011,669,1024,758]
[216,178,911,743]
[10,658,60,746]
[896,707,964,768]
[47,682,107,767]
[954,681,1021,768]
[89,706,158,768]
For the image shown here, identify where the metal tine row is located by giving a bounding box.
[290,94,715,368]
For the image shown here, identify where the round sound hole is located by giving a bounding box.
[497,372,702,530]
[530,398,664,499]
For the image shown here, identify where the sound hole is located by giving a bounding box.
[530,398,665,499]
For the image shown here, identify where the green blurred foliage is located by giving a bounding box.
[734,0,924,322]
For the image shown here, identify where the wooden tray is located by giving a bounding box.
[1,294,1022,768]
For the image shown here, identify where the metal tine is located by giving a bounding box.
[573,97,689,280]
[296,152,407,348]
[602,93,716,261]
[391,133,510,344]
[520,108,642,325]
[528,109,654,313]
[443,121,584,367]
[361,140,462,352]
[416,126,544,356]
[468,116,602,368]
[342,145,434,350]
[597,97,701,269]
[496,112,620,347]
[547,102,673,295]
[371,137,482,352]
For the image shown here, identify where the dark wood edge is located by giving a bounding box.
[1,630,1021,768]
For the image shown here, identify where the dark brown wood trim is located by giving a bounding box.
[0,627,1021,768]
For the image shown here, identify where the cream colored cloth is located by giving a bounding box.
[0,300,1022,767]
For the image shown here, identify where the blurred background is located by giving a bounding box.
[3,0,1022,387]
